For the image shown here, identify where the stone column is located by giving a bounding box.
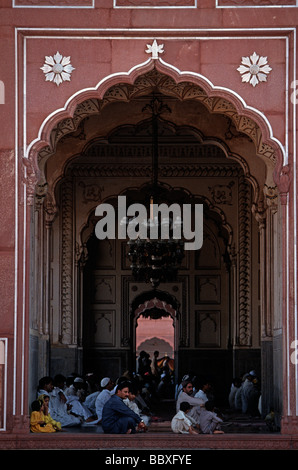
[257,187,278,417]
[61,179,74,346]
[44,194,58,336]
[277,165,298,433]
[12,155,39,432]
[237,176,252,347]
[75,242,88,375]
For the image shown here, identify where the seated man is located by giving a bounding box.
[95,377,115,423]
[176,380,205,426]
[101,382,147,434]
[194,379,213,403]
[63,377,96,423]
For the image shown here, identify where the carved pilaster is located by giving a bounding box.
[275,164,291,205]
[60,179,74,345]
[75,241,88,267]
[22,156,40,206]
[76,242,88,349]
[43,192,58,227]
[263,184,278,213]
[229,244,238,348]
[121,276,134,347]
[35,180,48,206]
[254,200,271,340]
[237,177,252,346]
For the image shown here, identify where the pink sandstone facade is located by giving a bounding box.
[0,0,298,450]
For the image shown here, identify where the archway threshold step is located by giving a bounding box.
[1,432,297,450]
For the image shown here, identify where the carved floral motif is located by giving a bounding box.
[79,181,104,203]
[41,52,75,86]
[237,52,272,87]
[208,181,235,205]
[145,40,164,59]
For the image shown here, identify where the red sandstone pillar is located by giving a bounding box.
[279,165,298,434]
[11,158,35,433]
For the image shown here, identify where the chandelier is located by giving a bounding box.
[126,96,185,288]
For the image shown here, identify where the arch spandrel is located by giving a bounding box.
[25,58,286,209]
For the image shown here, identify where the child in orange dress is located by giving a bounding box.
[30,399,57,433]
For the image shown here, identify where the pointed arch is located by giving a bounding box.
[25,56,285,200]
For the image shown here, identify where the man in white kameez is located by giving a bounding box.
[194,380,212,403]
[176,380,205,426]
[84,390,100,415]
[95,377,115,423]
[64,377,96,423]
[49,386,82,427]
[38,376,82,427]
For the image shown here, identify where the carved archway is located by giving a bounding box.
[24,57,288,211]
[27,57,287,416]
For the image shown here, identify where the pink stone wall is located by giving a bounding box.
[20,35,289,147]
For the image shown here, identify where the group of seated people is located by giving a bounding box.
[31,366,264,435]
[30,369,226,435]
[173,375,224,434]
[30,371,155,434]
[173,369,264,434]
[228,370,261,416]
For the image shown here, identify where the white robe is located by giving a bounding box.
[123,398,151,426]
[66,395,93,420]
[171,410,196,434]
[95,388,114,421]
[38,387,81,427]
[176,391,204,425]
[58,384,95,421]
[194,389,209,403]
[84,391,100,415]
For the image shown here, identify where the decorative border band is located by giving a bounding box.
[113,0,196,8]
[13,0,94,8]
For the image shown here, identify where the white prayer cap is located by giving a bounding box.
[182,374,190,381]
[74,377,84,383]
[101,377,110,388]
[249,370,256,376]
